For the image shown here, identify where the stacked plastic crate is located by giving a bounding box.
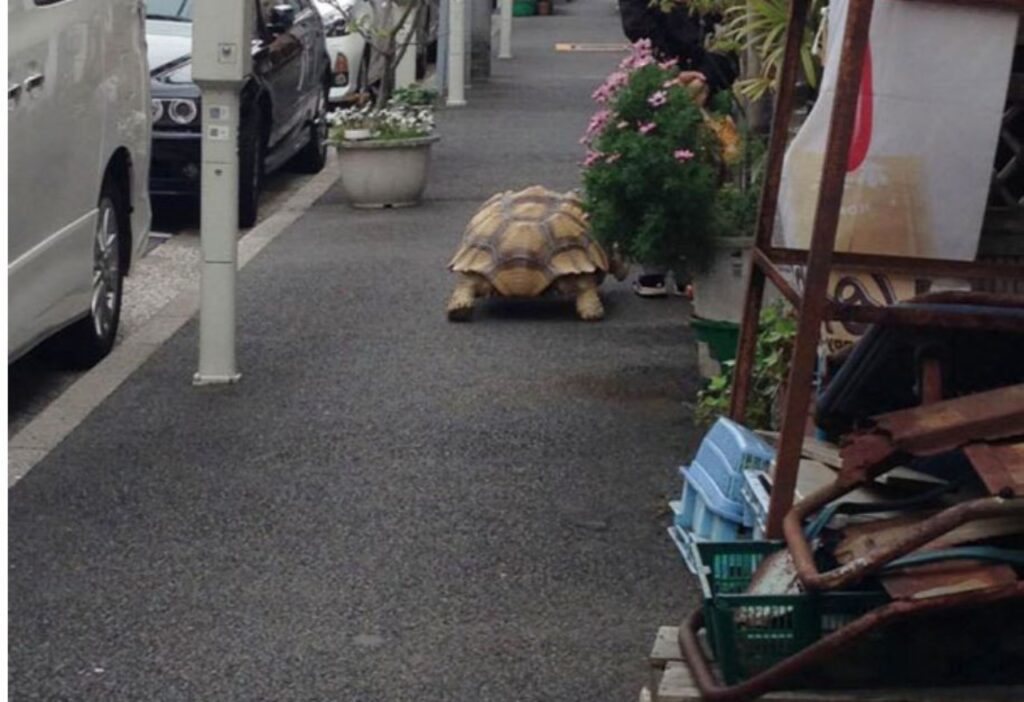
[668,417,775,571]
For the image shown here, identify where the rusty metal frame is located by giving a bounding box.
[678,582,1024,702]
[728,0,1024,537]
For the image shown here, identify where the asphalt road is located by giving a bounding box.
[8,169,317,439]
[9,3,704,699]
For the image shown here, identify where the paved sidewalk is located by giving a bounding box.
[9,2,704,699]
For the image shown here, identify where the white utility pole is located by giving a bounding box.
[191,0,253,386]
[498,0,512,59]
[447,0,467,106]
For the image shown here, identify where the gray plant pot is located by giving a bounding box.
[333,134,440,208]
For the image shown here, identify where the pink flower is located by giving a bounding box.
[605,152,621,164]
[648,90,668,108]
[617,120,629,129]
[674,149,695,162]
[592,71,629,104]
[582,150,604,168]
[584,108,611,140]
[639,122,657,135]
[659,58,679,70]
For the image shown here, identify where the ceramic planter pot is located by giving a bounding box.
[333,134,440,208]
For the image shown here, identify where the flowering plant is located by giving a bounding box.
[328,99,435,141]
[580,40,740,271]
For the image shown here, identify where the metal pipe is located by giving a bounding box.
[447,0,467,106]
[729,0,811,423]
[766,0,875,538]
[498,0,513,59]
[678,582,1024,702]
[784,489,1024,591]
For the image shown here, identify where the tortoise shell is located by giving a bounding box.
[447,186,610,297]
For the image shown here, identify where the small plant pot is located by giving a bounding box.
[332,134,440,208]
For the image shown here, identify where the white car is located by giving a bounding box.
[8,0,151,367]
[314,0,376,104]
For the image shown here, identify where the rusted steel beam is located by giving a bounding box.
[678,582,1024,702]
[872,384,1024,455]
[826,302,1024,333]
[729,0,812,423]
[752,248,802,307]
[768,247,1024,281]
[766,0,876,538]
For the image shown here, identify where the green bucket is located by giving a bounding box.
[691,316,740,364]
[512,0,536,15]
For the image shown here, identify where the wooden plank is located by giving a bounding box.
[650,626,682,667]
[965,441,1024,497]
[880,560,1018,599]
[657,655,1024,701]
[835,515,1024,564]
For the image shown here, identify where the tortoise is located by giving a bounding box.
[446,186,626,321]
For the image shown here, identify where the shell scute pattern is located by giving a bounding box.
[448,187,608,297]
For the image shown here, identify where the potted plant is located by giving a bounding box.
[580,39,740,284]
[328,94,438,208]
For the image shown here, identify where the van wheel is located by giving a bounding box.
[45,180,127,369]
[239,108,264,228]
[292,85,329,174]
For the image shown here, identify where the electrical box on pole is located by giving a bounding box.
[191,0,254,386]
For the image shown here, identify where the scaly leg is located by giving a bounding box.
[575,279,605,321]
[447,274,484,322]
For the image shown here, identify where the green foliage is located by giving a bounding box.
[391,85,439,107]
[654,0,827,101]
[696,301,796,430]
[581,59,723,270]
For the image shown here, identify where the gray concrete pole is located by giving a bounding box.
[470,0,492,80]
[498,0,512,59]
[447,0,467,105]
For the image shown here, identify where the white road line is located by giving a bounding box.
[8,154,341,488]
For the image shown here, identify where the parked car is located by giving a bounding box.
[146,0,332,227]
[314,0,439,103]
[8,0,152,368]
[314,0,375,105]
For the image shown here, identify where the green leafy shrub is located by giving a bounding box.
[696,300,796,430]
[580,41,731,272]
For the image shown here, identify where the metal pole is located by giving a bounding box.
[729,0,810,422]
[447,0,467,105]
[192,0,252,386]
[765,0,875,537]
[436,0,450,93]
[498,0,512,59]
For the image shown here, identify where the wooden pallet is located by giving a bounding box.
[643,626,1024,702]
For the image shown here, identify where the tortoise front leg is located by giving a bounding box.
[574,277,605,321]
[446,274,489,322]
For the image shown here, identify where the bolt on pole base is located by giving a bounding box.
[193,372,242,387]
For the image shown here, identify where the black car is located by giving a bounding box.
[146,0,331,226]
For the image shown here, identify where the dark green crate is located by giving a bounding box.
[694,541,889,685]
[691,316,740,363]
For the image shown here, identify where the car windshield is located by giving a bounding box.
[146,0,193,21]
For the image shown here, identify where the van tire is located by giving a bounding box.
[44,178,127,369]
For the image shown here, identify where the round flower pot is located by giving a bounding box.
[333,135,440,208]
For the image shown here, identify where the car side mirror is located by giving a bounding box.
[267,4,297,33]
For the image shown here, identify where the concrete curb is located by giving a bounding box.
[8,154,342,488]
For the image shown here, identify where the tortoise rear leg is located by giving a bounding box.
[574,276,605,321]
[447,274,490,322]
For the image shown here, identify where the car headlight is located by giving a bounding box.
[326,18,348,36]
[151,99,164,122]
[168,98,199,125]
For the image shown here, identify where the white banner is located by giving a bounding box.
[776,0,1018,345]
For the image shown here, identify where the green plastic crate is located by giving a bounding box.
[512,0,536,15]
[694,541,889,685]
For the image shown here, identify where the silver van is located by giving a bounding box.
[8,0,151,367]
